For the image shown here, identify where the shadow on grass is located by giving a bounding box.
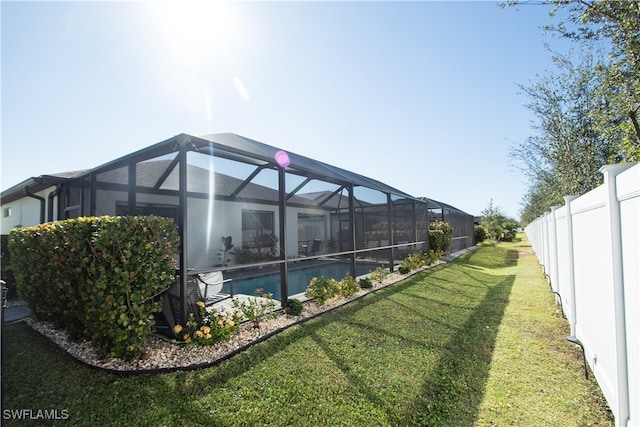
[313,263,516,426]
[2,246,517,426]
[411,274,515,425]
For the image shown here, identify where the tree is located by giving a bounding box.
[502,0,640,223]
[480,199,518,241]
[511,49,618,223]
[504,0,640,160]
[519,174,564,225]
[547,0,640,160]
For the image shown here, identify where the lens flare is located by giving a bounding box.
[275,150,290,168]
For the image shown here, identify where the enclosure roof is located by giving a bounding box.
[196,133,417,199]
[66,132,420,200]
[419,197,469,214]
[1,132,429,206]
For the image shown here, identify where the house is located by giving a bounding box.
[1,132,475,326]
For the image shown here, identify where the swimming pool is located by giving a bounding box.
[225,261,381,301]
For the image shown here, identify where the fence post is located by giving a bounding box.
[563,195,579,336]
[601,163,634,427]
[549,206,560,299]
[541,211,550,275]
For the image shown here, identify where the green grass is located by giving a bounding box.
[1,235,613,426]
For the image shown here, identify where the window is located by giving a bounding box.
[242,210,275,248]
[3,207,10,218]
[116,202,178,220]
[298,214,325,242]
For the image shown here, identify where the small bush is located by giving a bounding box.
[358,277,373,289]
[174,302,243,345]
[429,220,453,253]
[305,276,340,305]
[474,225,487,244]
[398,265,411,275]
[284,298,304,316]
[429,249,444,262]
[402,251,432,271]
[369,267,389,283]
[339,274,359,297]
[232,288,279,328]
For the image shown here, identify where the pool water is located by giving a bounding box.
[227,262,380,301]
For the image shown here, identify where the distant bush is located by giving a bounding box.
[474,225,488,244]
[429,221,453,254]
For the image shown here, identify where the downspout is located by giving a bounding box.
[47,185,63,222]
[601,164,632,427]
[24,187,46,224]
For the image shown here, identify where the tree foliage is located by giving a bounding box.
[479,199,519,241]
[545,0,640,158]
[503,0,640,224]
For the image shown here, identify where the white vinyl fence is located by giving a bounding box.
[525,163,639,427]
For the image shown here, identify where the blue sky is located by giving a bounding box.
[1,1,570,220]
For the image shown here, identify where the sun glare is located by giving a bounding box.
[148,1,244,64]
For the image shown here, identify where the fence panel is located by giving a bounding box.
[617,166,640,427]
[570,185,618,411]
[553,206,573,323]
[525,162,638,427]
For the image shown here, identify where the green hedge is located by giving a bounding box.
[1,235,17,299]
[8,216,179,360]
[428,220,453,254]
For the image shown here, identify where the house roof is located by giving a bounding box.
[1,170,89,204]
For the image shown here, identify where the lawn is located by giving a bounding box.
[1,236,613,426]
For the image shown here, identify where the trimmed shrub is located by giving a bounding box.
[9,216,179,360]
[358,277,373,289]
[284,298,304,316]
[429,221,453,255]
[1,235,17,300]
